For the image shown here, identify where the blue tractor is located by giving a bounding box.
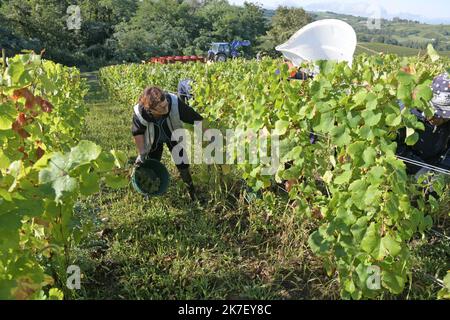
[207,40,251,62]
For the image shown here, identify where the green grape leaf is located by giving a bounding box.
[95,152,116,171]
[363,147,377,166]
[382,268,406,294]
[0,150,11,169]
[80,172,100,196]
[308,230,331,254]
[362,110,382,127]
[364,185,382,206]
[347,141,365,160]
[397,71,414,85]
[355,263,381,298]
[381,234,402,257]
[68,140,102,169]
[351,216,369,242]
[6,60,25,84]
[0,212,21,251]
[274,120,289,136]
[315,112,334,133]
[104,174,128,189]
[51,175,78,201]
[349,179,367,210]
[322,170,333,184]
[405,128,419,146]
[366,93,378,110]
[414,83,433,102]
[344,279,356,294]
[39,153,78,201]
[367,166,385,185]
[0,115,14,130]
[111,150,128,169]
[336,207,356,225]
[437,272,450,299]
[385,113,401,127]
[331,126,352,146]
[0,188,12,201]
[8,161,25,179]
[397,84,412,101]
[334,170,352,185]
[352,89,368,106]
[361,222,384,260]
[39,153,69,183]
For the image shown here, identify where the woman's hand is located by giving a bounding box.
[135,154,145,166]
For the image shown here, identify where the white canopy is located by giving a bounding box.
[276,19,357,67]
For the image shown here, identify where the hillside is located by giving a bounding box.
[310,11,450,51]
[356,42,450,58]
[264,9,450,53]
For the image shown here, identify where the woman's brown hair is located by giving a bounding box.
[139,86,166,111]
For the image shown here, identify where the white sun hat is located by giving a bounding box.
[276,19,357,67]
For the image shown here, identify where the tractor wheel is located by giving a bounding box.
[215,54,227,62]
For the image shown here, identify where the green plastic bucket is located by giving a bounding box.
[131,159,170,197]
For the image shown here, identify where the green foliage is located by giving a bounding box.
[438,272,450,300]
[0,53,127,299]
[113,0,268,61]
[3,0,448,69]
[0,0,137,69]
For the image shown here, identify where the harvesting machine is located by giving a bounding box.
[207,40,251,62]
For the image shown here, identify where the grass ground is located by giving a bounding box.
[72,72,449,300]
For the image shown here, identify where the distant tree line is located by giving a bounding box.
[0,0,311,69]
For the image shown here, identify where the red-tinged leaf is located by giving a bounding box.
[18,128,30,139]
[11,88,28,101]
[34,96,44,106]
[36,147,45,160]
[12,120,22,132]
[25,97,35,110]
[17,112,26,126]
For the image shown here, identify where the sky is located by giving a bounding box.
[228,0,450,24]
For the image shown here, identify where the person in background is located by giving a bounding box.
[256,51,262,61]
[285,59,315,81]
[281,59,317,192]
[177,79,194,104]
[132,86,203,201]
[396,73,450,180]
